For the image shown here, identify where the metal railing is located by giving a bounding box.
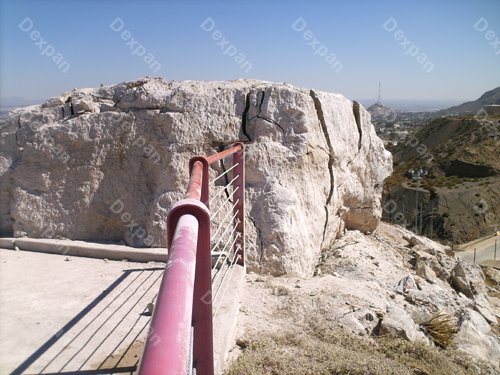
[138,143,245,375]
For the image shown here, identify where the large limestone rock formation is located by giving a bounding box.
[0,77,392,276]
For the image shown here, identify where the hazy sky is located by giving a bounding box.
[1,0,499,102]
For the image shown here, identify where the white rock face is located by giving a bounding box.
[318,223,500,367]
[239,223,500,369]
[0,77,392,276]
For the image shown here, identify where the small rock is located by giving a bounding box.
[145,302,154,316]
[396,274,416,294]
[236,338,249,349]
[416,264,437,284]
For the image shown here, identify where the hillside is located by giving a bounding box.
[367,103,397,124]
[385,116,500,243]
[391,117,499,173]
[439,87,500,115]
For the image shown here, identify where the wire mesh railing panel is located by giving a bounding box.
[208,154,243,316]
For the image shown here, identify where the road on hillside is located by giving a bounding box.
[456,237,499,264]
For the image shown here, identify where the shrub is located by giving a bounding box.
[420,311,458,348]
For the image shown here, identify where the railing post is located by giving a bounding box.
[189,157,210,207]
[232,143,245,266]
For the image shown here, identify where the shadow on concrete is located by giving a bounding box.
[11,267,163,375]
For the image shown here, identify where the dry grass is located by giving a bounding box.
[264,280,291,296]
[226,329,493,375]
[227,304,494,375]
[420,311,458,348]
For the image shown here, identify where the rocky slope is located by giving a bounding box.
[384,116,500,242]
[230,222,500,372]
[0,77,392,276]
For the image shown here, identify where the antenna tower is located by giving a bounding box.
[377,81,382,105]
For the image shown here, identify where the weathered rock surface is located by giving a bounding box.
[0,77,392,276]
[237,222,500,369]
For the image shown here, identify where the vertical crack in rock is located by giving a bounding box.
[257,90,265,116]
[249,216,264,268]
[250,90,285,133]
[310,90,335,246]
[241,92,252,141]
[353,100,362,151]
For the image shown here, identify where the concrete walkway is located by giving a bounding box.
[0,241,244,374]
[0,248,164,374]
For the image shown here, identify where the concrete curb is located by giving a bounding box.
[0,238,15,250]
[0,237,168,263]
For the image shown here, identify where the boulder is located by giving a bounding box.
[451,260,486,298]
[0,77,392,276]
[454,309,500,366]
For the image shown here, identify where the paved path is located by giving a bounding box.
[0,248,164,375]
[0,242,245,374]
[456,236,500,265]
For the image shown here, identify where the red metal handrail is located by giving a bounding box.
[138,213,199,374]
[186,161,204,200]
[139,143,245,375]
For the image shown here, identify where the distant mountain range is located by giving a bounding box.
[437,87,500,115]
[367,86,500,116]
[0,97,43,108]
